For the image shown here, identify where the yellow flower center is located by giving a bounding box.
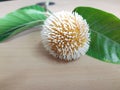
[48,15,87,56]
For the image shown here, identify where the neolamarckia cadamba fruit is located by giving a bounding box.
[41,11,90,61]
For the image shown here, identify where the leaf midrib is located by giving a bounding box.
[91,29,120,46]
[0,19,44,37]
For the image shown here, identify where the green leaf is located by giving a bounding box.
[73,7,120,64]
[0,5,47,42]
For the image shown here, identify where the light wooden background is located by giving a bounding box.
[0,0,120,90]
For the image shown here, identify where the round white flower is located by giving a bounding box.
[41,11,90,61]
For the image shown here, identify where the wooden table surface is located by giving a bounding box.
[0,0,120,90]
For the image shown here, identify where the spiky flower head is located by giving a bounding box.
[41,11,90,61]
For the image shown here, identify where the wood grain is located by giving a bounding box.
[0,0,120,90]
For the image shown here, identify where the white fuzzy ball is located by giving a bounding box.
[41,11,90,61]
